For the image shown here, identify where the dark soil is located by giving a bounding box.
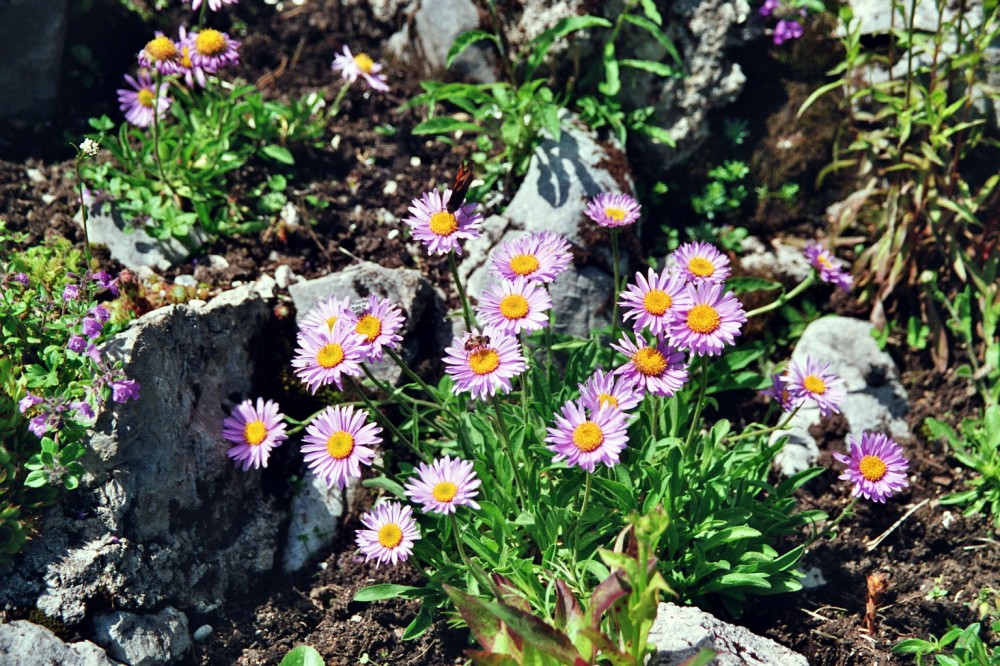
[2,1,997,665]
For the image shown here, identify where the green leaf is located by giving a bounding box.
[446,30,501,69]
[621,14,680,64]
[638,123,675,147]
[618,58,679,77]
[401,599,435,640]
[279,646,325,666]
[261,144,295,165]
[726,276,783,294]
[638,0,663,25]
[598,42,620,96]
[24,470,47,488]
[412,117,484,136]
[525,15,612,79]
[353,584,425,602]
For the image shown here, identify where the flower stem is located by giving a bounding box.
[806,497,860,550]
[448,252,475,331]
[610,229,622,340]
[490,394,526,503]
[684,359,708,450]
[745,271,816,319]
[385,348,442,406]
[330,80,351,117]
[346,376,427,462]
[73,160,92,265]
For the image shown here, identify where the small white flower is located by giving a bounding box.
[79,138,100,158]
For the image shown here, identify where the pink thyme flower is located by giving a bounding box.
[584,192,641,228]
[618,267,691,340]
[804,241,852,291]
[332,45,389,92]
[301,405,381,490]
[578,369,642,413]
[442,328,526,400]
[476,278,552,335]
[672,241,731,284]
[834,432,909,503]
[404,456,482,514]
[785,355,846,417]
[611,335,689,397]
[489,231,572,284]
[117,73,171,129]
[221,398,288,471]
[291,323,365,393]
[355,501,421,566]
[546,401,629,473]
[773,19,804,45]
[667,283,746,356]
[349,295,405,362]
[137,33,183,74]
[299,296,354,337]
[403,188,482,255]
[185,28,240,73]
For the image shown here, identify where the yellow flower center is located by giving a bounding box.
[355,314,382,343]
[195,29,227,57]
[859,455,887,482]
[377,523,403,548]
[468,348,500,375]
[803,374,827,395]
[572,422,605,453]
[499,294,529,320]
[632,347,667,377]
[509,254,539,276]
[137,89,156,109]
[180,46,193,69]
[597,393,618,408]
[317,342,345,368]
[325,315,339,331]
[243,420,267,446]
[354,53,375,74]
[145,35,179,62]
[643,289,672,316]
[686,304,721,334]
[687,257,715,277]
[429,210,458,236]
[604,207,626,222]
[326,431,354,459]
[432,481,458,503]
[817,255,833,269]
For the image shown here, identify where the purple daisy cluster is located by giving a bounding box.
[759,0,807,46]
[761,354,847,416]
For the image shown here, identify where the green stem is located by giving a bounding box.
[73,161,92,265]
[330,80,351,117]
[490,394,526,503]
[610,229,622,340]
[448,252,475,330]
[346,376,427,462]
[684,359,708,450]
[806,497,860,550]
[745,271,816,319]
[385,348,442,405]
[723,405,802,444]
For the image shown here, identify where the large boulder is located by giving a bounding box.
[0,620,115,666]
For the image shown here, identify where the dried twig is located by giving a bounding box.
[865,498,931,551]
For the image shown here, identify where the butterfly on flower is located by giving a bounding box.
[446,159,474,213]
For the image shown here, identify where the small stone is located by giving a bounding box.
[42,194,56,205]
[274,265,295,290]
[387,229,400,240]
[207,254,230,270]
[941,511,955,529]
[192,625,213,642]
[800,567,827,589]
[409,156,421,167]
[382,180,398,195]
[25,168,44,183]
[280,202,300,229]
[174,275,198,288]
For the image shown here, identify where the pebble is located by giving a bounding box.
[174,275,198,288]
[25,168,44,183]
[192,625,213,642]
[274,265,295,289]
[207,254,230,270]
[800,567,827,589]
[409,156,421,167]
[941,510,956,529]
[41,194,56,205]
[387,229,400,240]
[382,180,398,196]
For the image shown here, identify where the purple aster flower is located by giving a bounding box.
[18,394,42,414]
[672,241,731,284]
[759,0,781,16]
[583,192,641,228]
[476,278,552,335]
[292,322,365,393]
[13,273,29,287]
[301,405,381,490]
[611,335,689,397]
[62,283,80,301]
[489,231,573,284]
[403,188,482,255]
[117,73,172,129]
[185,28,240,73]
[442,328,527,400]
[349,295,405,362]
[578,369,642,413]
[137,33,183,74]
[72,401,96,421]
[332,45,389,92]
[190,0,238,11]
[81,317,103,339]
[760,373,798,412]
[804,241,852,291]
[355,501,421,567]
[667,283,747,356]
[110,379,141,403]
[774,19,804,45]
[91,271,120,296]
[29,414,53,438]
[785,355,846,417]
[404,455,482,514]
[67,335,87,353]
[221,398,288,471]
[299,296,354,337]
[834,432,909,503]
[546,402,630,473]
[618,267,691,339]
[176,27,208,88]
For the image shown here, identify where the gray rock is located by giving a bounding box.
[0,279,286,624]
[384,0,496,81]
[77,200,206,272]
[740,237,811,284]
[647,602,808,666]
[282,473,346,573]
[0,620,115,666]
[0,0,67,118]
[773,316,910,476]
[93,607,191,666]
[847,0,975,35]
[288,262,444,384]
